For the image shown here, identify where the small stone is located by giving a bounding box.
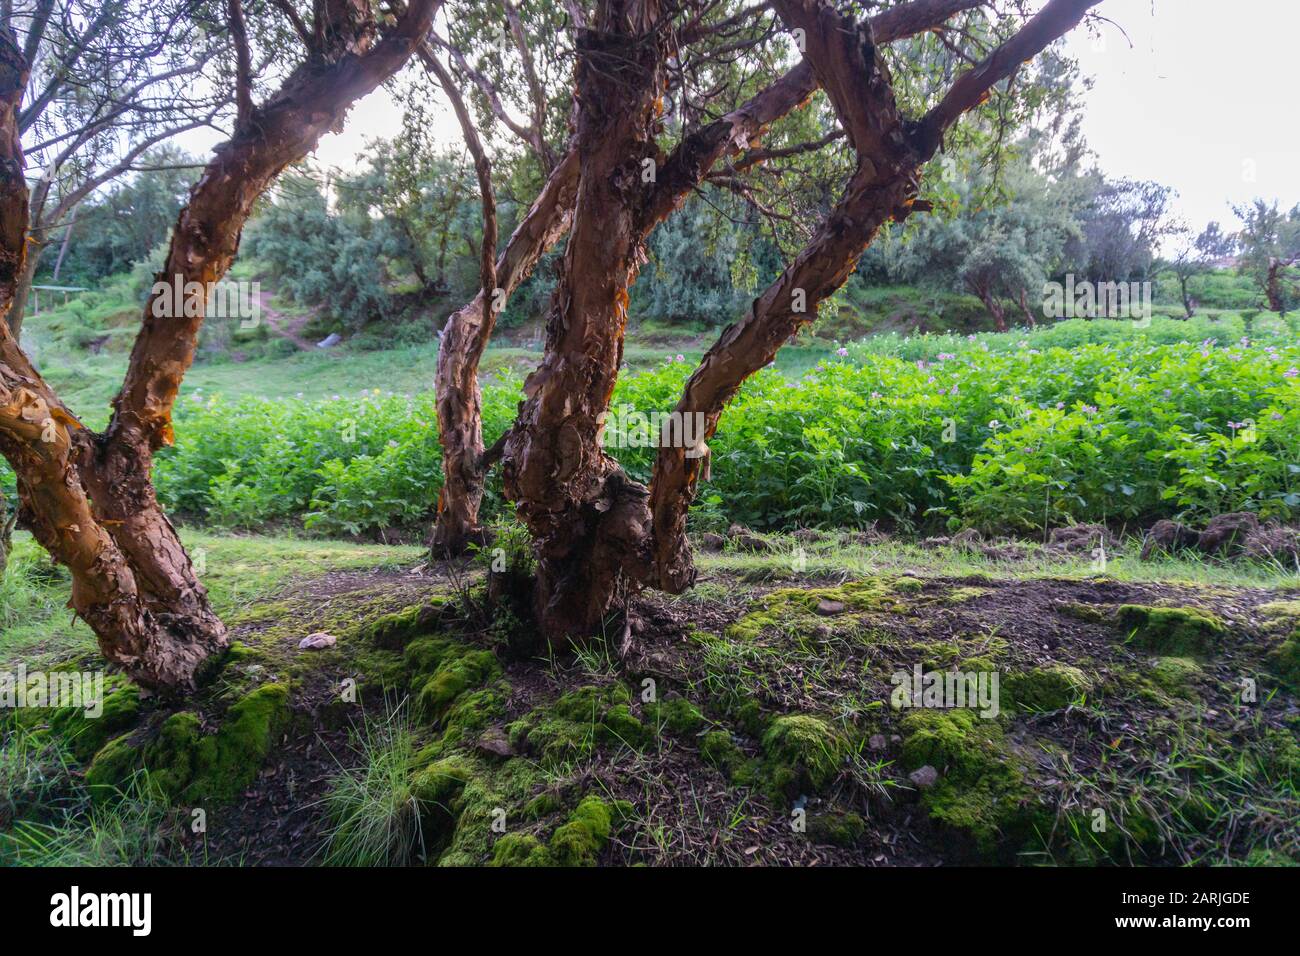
[298,632,337,650]
[815,599,846,616]
[908,765,940,789]
[699,532,726,552]
[868,734,887,751]
[475,728,514,759]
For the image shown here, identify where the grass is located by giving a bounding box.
[0,529,423,668]
[318,699,426,866]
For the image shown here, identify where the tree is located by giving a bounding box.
[1234,199,1300,316]
[1167,220,1235,318]
[431,0,1103,641]
[898,163,1079,330]
[4,0,227,339]
[0,0,441,690]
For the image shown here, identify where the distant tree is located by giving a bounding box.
[1233,199,1300,315]
[1167,220,1235,318]
[47,145,199,283]
[898,164,1078,329]
[5,0,228,337]
[1067,175,1175,285]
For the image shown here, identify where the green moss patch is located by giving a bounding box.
[1003,664,1093,711]
[1149,657,1204,697]
[1116,605,1226,658]
[760,714,847,798]
[899,709,1040,860]
[508,684,647,767]
[85,683,291,805]
[725,579,898,642]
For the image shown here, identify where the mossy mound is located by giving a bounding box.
[1003,664,1093,711]
[725,578,898,642]
[356,598,451,650]
[699,729,744,775]
[643,696,705,736]
[5,673,141,762]
[490,795,633,867]
[85,683,292,805]
[808,810,866,847]
[760,714,847,798]
[1266,628,1300,694]
[899,709,1040,860]
[1148,656,1204,697]
[507,684,647,767]
[1116,605,1226,657]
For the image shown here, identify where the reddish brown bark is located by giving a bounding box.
[0,2,441,689]
[429,1,988,559]
[646,0,1100,597]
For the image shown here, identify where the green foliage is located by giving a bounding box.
[142,320,1300,537]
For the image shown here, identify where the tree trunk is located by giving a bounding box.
[0,2,441,690]
[1018,288,1037,327]
[433,148,579,554]
[5,241,39,338]
[501,1,666,640]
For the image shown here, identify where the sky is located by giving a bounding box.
[1062,0,1300,230]
[193,0,1300,232]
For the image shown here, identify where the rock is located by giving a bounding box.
[868,734,887,751]
[815,599,846,616]
[1198,512,1260,554]
[298,632,337,650]
[316,332,342,348]
[698,532,726,552]
[732,533,772,553]
[1141,519,1200,559]
[475,728,514,759]
[908,765,940,789]
[1242,524,1300,563]
[726,523,749,539]
[1048,524,1111,554]
[793,528,821,542]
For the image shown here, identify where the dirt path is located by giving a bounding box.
[257,290,317,351]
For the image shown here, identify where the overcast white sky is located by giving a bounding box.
[235,0,1299,232]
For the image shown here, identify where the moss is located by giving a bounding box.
[599,704,648,749]
[808,810,866,847]
[643,696,705,736]
[508,684,640,768]
[1149,657,1204,698]
[184,683,292,803]
[946,586,991,603]
[700,730,743,775]
[898,709,1039,860]
[356,598,450,649]
[51,682,142,761]
[548,796,615,867]
[411,755,474,810]
[522,791,564,820]
[761,714,847,796]
[1266,628,1300,695]
[84,733,141,794]
[143,711,204,798]
[403,636,455,676]
[437,683,508,749]
[416,649,500,718]
[1059,602,1112,624]
[1258,600,1300,623]
[1003,664,1093,711]
[491,833,552,867]
[1116,605,1226,657]
[725,579,896,641]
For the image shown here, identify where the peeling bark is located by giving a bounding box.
[502,0,668,640]
[433,148,580,554]
[0,3,442,690]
